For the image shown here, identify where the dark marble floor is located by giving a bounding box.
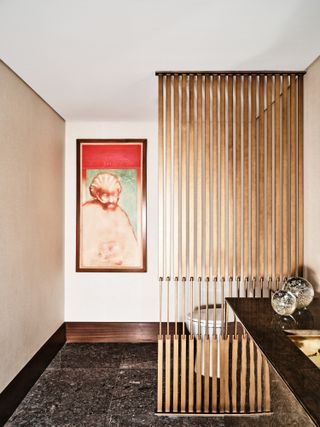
[6,344,314,427]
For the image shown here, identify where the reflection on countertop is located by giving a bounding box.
[226,297,320,427]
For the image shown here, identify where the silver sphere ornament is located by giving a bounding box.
[271,290,297,316]
[284,277,314,309]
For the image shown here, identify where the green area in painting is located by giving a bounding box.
[86,169,138,234]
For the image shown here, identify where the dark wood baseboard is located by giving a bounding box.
[66,322,184,343]
[0,324,66,426]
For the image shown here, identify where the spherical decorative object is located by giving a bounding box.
[283,277,314,309]
[271,290,297,316]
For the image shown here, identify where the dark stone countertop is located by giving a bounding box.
[226,297,320,427]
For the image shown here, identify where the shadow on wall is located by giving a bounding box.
[304,265,320,295]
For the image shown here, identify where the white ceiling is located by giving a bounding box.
[0,0,319,121]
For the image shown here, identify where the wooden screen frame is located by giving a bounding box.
[76,138,147,272]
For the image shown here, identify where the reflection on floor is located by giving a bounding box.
[6,344,314,426]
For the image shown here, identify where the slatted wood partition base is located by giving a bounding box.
[157,330,271,415]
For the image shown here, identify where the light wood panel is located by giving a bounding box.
[165,335,171,412]
[157,336,163,412]
[188,335,194,413]
[158,75,164,277]
[235,75,241,278]
[290,74,297,275]
[173,75,179,278]
[240,334,247,412]
[204,336,210,412]
[231,335,238,412]
[251,75,258,280]
[211,337,218,412]
[180,336,187,412]
[259,76,265,279]
[173,335,179,412]
[197,74,203,276]
[165,76,171,278]
[282,75,289,277]
[213,76,218,276]
[220,75,226,277]
[196,336,202,412]
[189,75,195,278]
[205,75,211,277]
[181,74,187,278]
[298,75,304,276]
[249,338,256,412]
[243,77,249,279]
[228,75,234,278]
[267,75,273,278]
[275,75,281,278]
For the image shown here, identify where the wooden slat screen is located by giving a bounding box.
[157,72,304,415]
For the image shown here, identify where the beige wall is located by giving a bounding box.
[65,121,158,321]
[304,56,320,292]
[0,61,65,392]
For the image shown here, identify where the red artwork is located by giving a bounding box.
[76,139,147,272]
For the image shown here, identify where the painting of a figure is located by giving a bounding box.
[76,139,147,272]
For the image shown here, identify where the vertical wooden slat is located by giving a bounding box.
[158,75,164,277]
[236,75,241,278]
[180,336,186,412]
[173,335,179,412]
[173,75,179,279]
[181,74,187,278]
[188,335,194,413]
[157,336,163,412]
[165,76,171,278]
[205,75,211,278]
[165,335,171,412]
[243,76,249,279]
[251,75,257,281]
[196,336,202,412]
[196,76,203,416]
[267,75,272,278]
[189,75,195,279]
[213,76,218,276]
[204,337,210,412]
[257,348,262,412]
[290,74,297,275]
[219,336,226,412]
[180,75,187,415]
[197,74,203,276]
[259,75,265,279]
[188,74,195,414]
[220,75,226,277]
[282,74,289,277]
[249,337,256,412]
[211,336,218,413]
[298,75,304,276]
[224,336,230,413]
[157,75,164,414]
[228,75,234,278]
[263,358,271,412]
[275,75,281,278]
[231,335,238,412]
[240,334,247,412]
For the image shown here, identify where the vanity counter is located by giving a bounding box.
[226,297,320,426]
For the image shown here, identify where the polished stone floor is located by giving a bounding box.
[6,343,314,426]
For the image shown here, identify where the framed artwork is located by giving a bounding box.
[76,139,147,272]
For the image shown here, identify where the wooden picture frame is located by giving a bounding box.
[76,139,147,272]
